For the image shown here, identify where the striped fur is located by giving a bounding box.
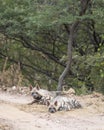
[47,96,82,113]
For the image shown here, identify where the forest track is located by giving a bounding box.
[0,91,104,130]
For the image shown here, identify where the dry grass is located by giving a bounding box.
[0,63,26,89]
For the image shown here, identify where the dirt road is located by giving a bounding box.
[0,92,104,130]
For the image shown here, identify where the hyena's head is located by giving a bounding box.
[47,100,58,113]
[30,84,42,100]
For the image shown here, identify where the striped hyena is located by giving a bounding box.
[28,84,55,105]
[47,95,82,113]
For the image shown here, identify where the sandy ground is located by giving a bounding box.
[0,91,104,130]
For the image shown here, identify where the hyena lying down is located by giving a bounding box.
[47,96,82,113]
[29,84,55,105]
[29,84,82,113]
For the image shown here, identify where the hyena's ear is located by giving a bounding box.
[29,85,33,91]
[54,101,58,106]
[35,84,40,90]
[46,100,50,106]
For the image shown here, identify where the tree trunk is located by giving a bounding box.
[57,0,91,91]
[57,22,79,91]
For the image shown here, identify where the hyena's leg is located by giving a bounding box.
[27,99,39,105]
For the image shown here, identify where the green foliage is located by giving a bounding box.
[89,54,104,93]
[71,46,104,94]
[75,86,88,95]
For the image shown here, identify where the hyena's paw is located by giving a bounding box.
[27,100,39,105]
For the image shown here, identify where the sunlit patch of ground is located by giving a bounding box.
[17,103,48,113]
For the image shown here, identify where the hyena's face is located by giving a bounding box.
[30,85,42,100]
[47,100,58,113]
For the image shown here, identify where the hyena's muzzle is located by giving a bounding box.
[48,106,57,113]
[31,91,42,101]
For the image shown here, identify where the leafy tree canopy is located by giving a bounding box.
[0,0,104,93]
